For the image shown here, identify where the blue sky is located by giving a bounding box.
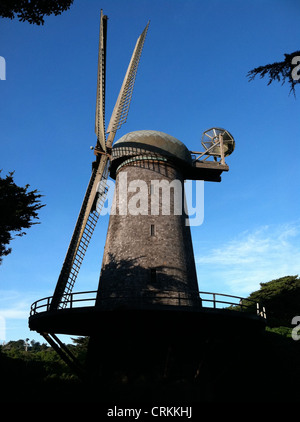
[1,0,300,342]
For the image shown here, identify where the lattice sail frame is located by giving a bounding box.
[51,156,109,310]
[95,10,107,152]
[106,21,149,145]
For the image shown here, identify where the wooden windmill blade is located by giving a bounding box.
[95,9,107,152]
[50,11,109,310]
[50,14,150,310]
[106,21,150,148]
[50,154,109,310]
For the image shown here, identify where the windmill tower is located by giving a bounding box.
[96,129,200,311]
[29,11,264,381]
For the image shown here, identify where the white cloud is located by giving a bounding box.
[0,290,46,320]
[0,292,31,319]
[0,290,47,341]
[196,222,300,296]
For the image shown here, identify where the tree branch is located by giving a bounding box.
[247,51,300,96]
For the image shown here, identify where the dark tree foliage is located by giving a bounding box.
[0,171,45,263]
[247,51,300,96]
[246,275,300,327]
[0,0,74,25]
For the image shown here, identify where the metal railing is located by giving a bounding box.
[199,291,266,318]
[30,290,266,319]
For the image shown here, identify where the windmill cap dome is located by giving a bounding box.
[113,130,192,164]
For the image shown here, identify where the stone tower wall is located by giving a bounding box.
[96,158,200,309]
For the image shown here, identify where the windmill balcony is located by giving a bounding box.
[28,290,266,337]
[30,290,266,317]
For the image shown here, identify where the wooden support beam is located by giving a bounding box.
[41,332,86,379]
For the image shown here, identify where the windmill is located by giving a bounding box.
[29,11,265,380]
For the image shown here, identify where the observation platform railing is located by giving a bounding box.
[30,290,266,319]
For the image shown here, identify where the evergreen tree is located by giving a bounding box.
[0,0,74,25]
[247,51,300,96]
[0,171,45,264]
[246,275,300,327]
